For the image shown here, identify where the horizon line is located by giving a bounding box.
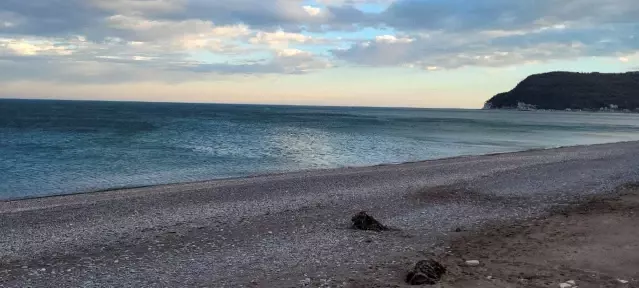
[0,97,483,110]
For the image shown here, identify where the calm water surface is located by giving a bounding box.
[2,99,639,199]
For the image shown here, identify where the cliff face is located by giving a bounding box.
[485,71,639,111]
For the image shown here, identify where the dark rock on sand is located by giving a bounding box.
[351,211,388,231]
[406,259,446,285]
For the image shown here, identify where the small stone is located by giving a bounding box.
[38,268,46,272]
[268,231,273,234]
[21,266,28,269]
[405,259,446,285]
[465,260,480,266]
[299,277,312,286]
[566,280,576,285]
[486,276,493,280]
[351,211,388,232]
[559,283,572,288]
[114,260,119,263]
[618,279,629,284]
[406,272,431,285]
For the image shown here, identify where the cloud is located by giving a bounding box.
[185,49,332,75]
[159,0,327,29]
[105,15,215,41]
[1,0,639,84]
[330,0,639,70]
[0,37,332,84]
[332,0,639,69]
[380,0,639,32]
[92,0,182,15]
[0,0,106,35]
[333,22,639,69]
[302,6,323,17]
[0,0,348,38]
[317,0,396,5]
[374,35,413,43]
[0,38,75,56]
[248,30,330,47]
[333,34,415,65]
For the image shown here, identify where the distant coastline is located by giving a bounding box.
[485,71,639,112]
[483,105,639,113]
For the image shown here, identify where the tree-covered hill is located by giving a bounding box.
[485,71,639,111]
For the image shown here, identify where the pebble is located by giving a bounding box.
[618,279,629,284]
[559,283,572,288]
[486,276,493,280]
[465,260,480,266]
[566,280,576,285]
[299,277,312,286]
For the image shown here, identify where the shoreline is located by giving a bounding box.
[2,140,635,203]
[2,141,639,287]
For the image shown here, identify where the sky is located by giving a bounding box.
[0,0,638,108]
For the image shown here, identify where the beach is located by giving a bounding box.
[1,141,639,287]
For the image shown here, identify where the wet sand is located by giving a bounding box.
[437,183,639,288]
[1,141,639,287]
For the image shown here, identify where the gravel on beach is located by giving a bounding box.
[1,141,638,287]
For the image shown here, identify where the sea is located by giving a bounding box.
[2,99,639,200]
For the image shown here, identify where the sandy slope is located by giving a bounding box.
[1,141,639,287]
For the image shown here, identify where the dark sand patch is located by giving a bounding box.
[410,185,528,206]
[439,184,639,288]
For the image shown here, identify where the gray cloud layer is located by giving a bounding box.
[0,0,637,82]
[382,0,639,31]
[335,0,639,69]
